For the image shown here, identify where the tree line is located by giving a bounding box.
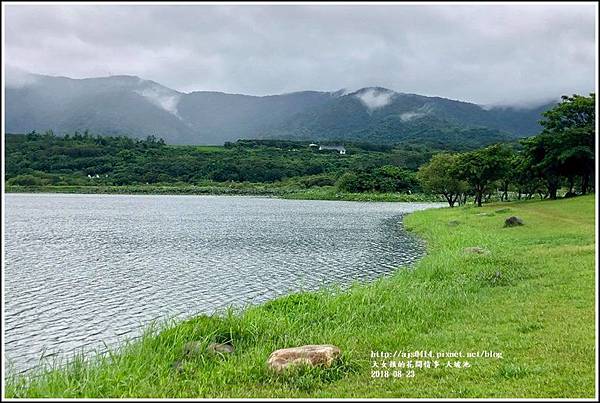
[4,131,434,189]
[417,94,595,207]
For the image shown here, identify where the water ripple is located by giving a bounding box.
[4,194,442,373]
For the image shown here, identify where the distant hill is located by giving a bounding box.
[5,72,556,146]
[263,87,554,149]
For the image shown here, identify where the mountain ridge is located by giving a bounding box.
[5,72,557,146]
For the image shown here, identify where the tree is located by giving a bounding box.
[456,144,512,207]
[512,153,544,199]
[416,153,467,207]
[336,171,371,192]
[336,166,418,193]
[373,165,418,192]
[496,148,519,201]
[520,134,561,199]
[524,94,595,198]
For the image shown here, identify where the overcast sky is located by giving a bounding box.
[3,3,597,106]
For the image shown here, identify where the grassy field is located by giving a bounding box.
[4,195,596,398]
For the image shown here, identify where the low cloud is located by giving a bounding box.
[5,65,39,88]
[355,88,396,111]
[399,103,434,121]
[134,84,181,118]
[399,111,423,122]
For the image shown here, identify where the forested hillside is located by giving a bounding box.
[6,73,554,146]
[4,134,434,191]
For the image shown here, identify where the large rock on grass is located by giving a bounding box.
[504,216,524,227]
[267,344,341,373]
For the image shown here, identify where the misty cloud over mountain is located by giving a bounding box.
[6,72,556,146]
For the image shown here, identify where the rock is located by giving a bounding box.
[448,220,460,227]
[182,341,203,357]
[495,208,510,213]
[207,342,234,355]
[504,216,524,227]
[171,359,185,374]
[267,344,341,373]
[464,246,490,255]
[476,212,494,217]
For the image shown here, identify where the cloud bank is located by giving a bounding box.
[4,3,597,106]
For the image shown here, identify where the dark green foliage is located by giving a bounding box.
[520,93,595,199]
[414,93,595,206]
[455,144,514,207]
[416,153,468,207]
[5,133,430,194]
[336,166,418,193]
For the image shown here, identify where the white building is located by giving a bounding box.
[318,145,346,155]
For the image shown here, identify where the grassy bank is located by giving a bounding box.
[5,195,596,398]
[280,188,437,202]
[5,184,441,202]
[4,184,282,196]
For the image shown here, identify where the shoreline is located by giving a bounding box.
[5,195,595,398]
[5,185,443,203]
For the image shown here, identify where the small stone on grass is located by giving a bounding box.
[504,216,524,227]
[464,246,490,255]
[182,341,203,357]
[208,342,234,355]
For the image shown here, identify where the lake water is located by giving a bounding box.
[4,193,441,373]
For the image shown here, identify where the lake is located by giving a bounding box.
[4,193,442,373]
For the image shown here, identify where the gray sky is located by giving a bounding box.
[3,3,597,106]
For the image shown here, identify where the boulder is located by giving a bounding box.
[448,220,460,227]
[267,344,341,373]
[504,216,524,227]
[495,208,510,213]
[464,246,490,255]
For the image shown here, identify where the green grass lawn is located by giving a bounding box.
[4,195,596,398]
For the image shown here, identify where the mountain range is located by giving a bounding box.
[5,72,556,146]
